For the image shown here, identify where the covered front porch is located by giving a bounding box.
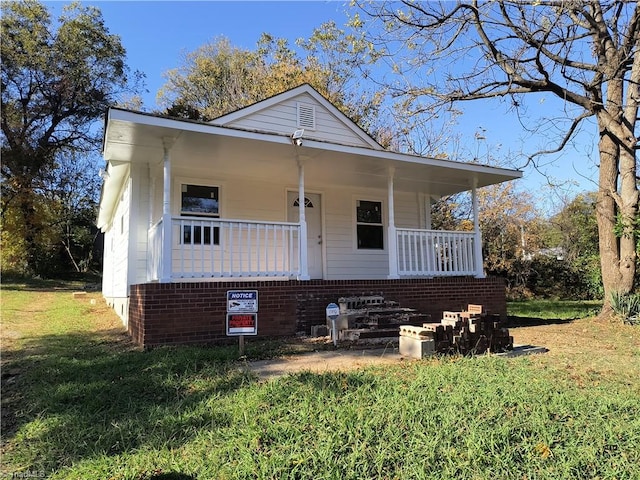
[144,130,489,282]
[100,107,521,285]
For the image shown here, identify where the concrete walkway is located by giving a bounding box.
[244,346,406,381]
[241,344,547,381]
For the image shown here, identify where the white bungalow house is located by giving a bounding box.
[97,84,522,347]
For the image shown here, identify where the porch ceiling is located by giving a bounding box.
[100,109,522,227]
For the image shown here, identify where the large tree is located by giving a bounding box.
[157,24,389,141]
[1,1,137,275]
[354,1,639,308]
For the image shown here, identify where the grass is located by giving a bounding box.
[507,299,602,321]
[2,287,639,479]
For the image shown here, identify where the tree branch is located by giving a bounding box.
[519,110,593,170]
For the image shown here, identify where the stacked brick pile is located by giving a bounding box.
[399,304,513,358]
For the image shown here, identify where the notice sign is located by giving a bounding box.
[227,290,258,313]
[326,302,340,320]
[227,313,258,336]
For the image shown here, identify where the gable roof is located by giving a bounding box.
[209,84,382,150]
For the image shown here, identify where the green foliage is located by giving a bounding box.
[1,1,139,276]
[613,212,640,262]
[527,255,602,300]
[550,193,599,263]
[609,291,640,326]
[157,28,387,141]
[479,191,603,301]
[500,255,602,301]
[507,299,601,320]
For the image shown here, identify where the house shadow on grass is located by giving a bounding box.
[2,329,252,474]
[504,315,577,328]
[144,473,196,480]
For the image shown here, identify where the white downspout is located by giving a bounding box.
[387,166,399,279]
[161,138,174,283]
[298,159,310,280]
[472,178,485,278]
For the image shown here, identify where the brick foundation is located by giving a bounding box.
[128,277,507,348]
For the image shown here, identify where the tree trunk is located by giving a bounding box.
[596,99,638,313]
[18,192,41,275]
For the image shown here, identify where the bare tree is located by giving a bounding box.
[355,1,639,308]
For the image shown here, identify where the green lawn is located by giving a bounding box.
[507,299,602,320]
[2,287,638,479]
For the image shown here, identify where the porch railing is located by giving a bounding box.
[396,228,478,277]
[148,216,301,280]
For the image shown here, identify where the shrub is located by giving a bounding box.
[609,291,640,325]
[502,256,600,301]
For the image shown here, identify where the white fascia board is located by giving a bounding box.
[96,161,129,231]
[107,108,296,147]
[301,137,523,180]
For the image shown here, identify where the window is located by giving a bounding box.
[293,197,314,208]
[181,184,220,245]
[182,224,220,245]
[181,184,219,216]
[356,200,384,250]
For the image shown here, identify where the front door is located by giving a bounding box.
[287,192,323,279]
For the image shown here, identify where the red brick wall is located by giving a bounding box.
[128,277,506,348]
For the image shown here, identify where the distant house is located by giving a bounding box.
[97,84,522,347]
[523,247,565,261]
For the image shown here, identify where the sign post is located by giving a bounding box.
[326,302,340,347]
[226,290,258,356]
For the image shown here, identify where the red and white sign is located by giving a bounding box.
[226,313,258,336]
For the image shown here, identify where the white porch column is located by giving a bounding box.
[472,178,485,278]
[424,194,433,230]
[147,165,156,282]
[148,165,156,229]
[160,138,174,282]
[297,160,310,280]
[387,167,399,279]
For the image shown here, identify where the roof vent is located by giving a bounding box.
[297,102,316,130]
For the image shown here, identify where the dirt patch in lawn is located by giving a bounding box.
[506,315,640,384]
[244,345,408,381]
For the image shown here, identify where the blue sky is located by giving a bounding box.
[46,1,599,211]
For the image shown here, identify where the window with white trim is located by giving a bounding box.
[356,200,384,250]
[180,184,220,245]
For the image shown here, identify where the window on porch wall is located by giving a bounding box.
[356,200,384,250]
[180,184,220,245]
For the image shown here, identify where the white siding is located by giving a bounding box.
[130,163,150,285]
[102,228,115,298]
[394,191,422,229]
[221,93,372,148]
[113,179,131,297]
[172,175,286,221]
[322,187,387,279]
[101,174,132,323]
